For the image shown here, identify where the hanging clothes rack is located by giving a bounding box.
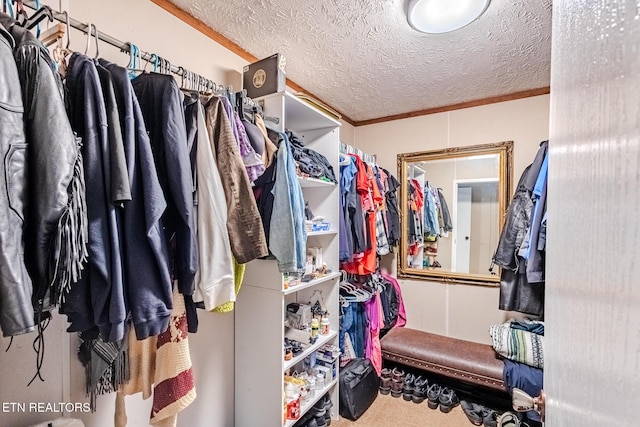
[340,141,377,164]
[21,0,225,92]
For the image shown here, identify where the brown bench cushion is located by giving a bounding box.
[381,327,506,392]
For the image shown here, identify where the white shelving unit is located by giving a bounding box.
[235,90,341,427]
[298,176,336,188]
[307,230,338,237]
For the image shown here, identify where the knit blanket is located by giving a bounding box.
[150,291,196,426]
[115,290,196,427]
[489,321,544,369]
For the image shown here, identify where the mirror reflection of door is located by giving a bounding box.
[455,185,472,273]
[453,180,499,275]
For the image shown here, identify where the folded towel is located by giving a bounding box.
[489,321,544,369]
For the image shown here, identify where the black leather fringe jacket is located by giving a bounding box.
[0,14,88,338]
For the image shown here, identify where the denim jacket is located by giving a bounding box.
[270,132,307,272]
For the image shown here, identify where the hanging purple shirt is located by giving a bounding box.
[218,97,265,182]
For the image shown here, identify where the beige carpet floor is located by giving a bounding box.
[332,393,473,427]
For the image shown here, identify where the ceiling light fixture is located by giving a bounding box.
[407,0,491,34]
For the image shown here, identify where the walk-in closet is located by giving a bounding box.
[0,1,638,426]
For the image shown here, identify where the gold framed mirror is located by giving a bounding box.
[397,141,513,285]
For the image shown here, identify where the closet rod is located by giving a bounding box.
[21,0,224,92]
[340,142,377,164]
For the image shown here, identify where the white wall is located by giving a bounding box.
[339,120,356,145]
[353,94,550,344]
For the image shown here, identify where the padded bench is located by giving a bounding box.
[380,327,507,393]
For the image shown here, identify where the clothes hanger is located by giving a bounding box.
[155,56,164,74]
[83,22,92,56]
[2,0,14,18]
[22,4,53,33]
[51,10,72,77]
[143,53,158,73]
[91,24,100,59]
[339,286,370,303]
[339,279,371,301]
[162,57,172,75]
[126,43,144,79]
[14,0,28,27]
[339,295,350,307]
[178,66,188,89]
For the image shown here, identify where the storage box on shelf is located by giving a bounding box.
[235,91,341,427]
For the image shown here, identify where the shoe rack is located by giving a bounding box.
[235,91,341,427]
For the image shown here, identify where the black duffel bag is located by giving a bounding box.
[339,358,379,420]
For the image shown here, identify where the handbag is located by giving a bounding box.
[339,358,379,420]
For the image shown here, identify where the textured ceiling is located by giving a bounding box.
[168,0,552,123]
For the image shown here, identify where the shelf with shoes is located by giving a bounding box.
[235,90,341,427]
[285,380,338,427]
[284,330,338,371]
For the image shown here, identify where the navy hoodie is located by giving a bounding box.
[62,53,127,342]
[102,60,174,340]
[132,73,198,298]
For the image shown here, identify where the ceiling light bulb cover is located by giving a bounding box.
[407,0,491,34]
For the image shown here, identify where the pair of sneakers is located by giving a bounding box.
[379,367,392,395]
[497,411,533,427]
[426,384,460,413]
[401,373,429,403]
[379,367,406,398]
[460,400,499,426]
[296,394,333,427]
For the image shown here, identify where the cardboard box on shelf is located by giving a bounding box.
[242,53,286,98]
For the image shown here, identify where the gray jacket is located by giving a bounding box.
[493,141,548,270]
[0,24,34,337]
[494,141,548,317]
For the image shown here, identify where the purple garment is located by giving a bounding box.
[364,291,383,374]
[220,96,240,143]
[234,111,265,182]
[218,97,265,182]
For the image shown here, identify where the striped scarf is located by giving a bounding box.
[78,332,129,411]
